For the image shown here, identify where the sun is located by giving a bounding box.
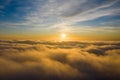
[61,33,66,38]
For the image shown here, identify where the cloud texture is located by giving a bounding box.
[0,0,120,34]
[0,40,120,80]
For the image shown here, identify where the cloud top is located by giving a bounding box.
[0,40,120,80]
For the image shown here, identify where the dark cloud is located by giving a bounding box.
[0,40,120,80]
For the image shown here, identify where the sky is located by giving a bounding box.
[0,0,120,41]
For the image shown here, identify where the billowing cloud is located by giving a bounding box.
[0,40,120,80]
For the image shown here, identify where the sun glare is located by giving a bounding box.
[61,33,66,38]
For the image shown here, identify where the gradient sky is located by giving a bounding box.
[0,0,120,41]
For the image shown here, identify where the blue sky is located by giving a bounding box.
[0,0,120,40]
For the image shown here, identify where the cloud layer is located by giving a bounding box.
[0,40,120,80]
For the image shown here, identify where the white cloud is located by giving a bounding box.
[28,0,119,32]
[0,0,119,33]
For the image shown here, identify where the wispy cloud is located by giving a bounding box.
[0,0,120,36]
[0,0,11,9]
[22,0,119,32]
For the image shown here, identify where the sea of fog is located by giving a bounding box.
[0,40,120,80]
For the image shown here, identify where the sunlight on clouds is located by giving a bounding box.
[0,40,120,80]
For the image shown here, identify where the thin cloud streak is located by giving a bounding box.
[1,0,119,30]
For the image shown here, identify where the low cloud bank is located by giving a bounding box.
[0,40,120,80]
